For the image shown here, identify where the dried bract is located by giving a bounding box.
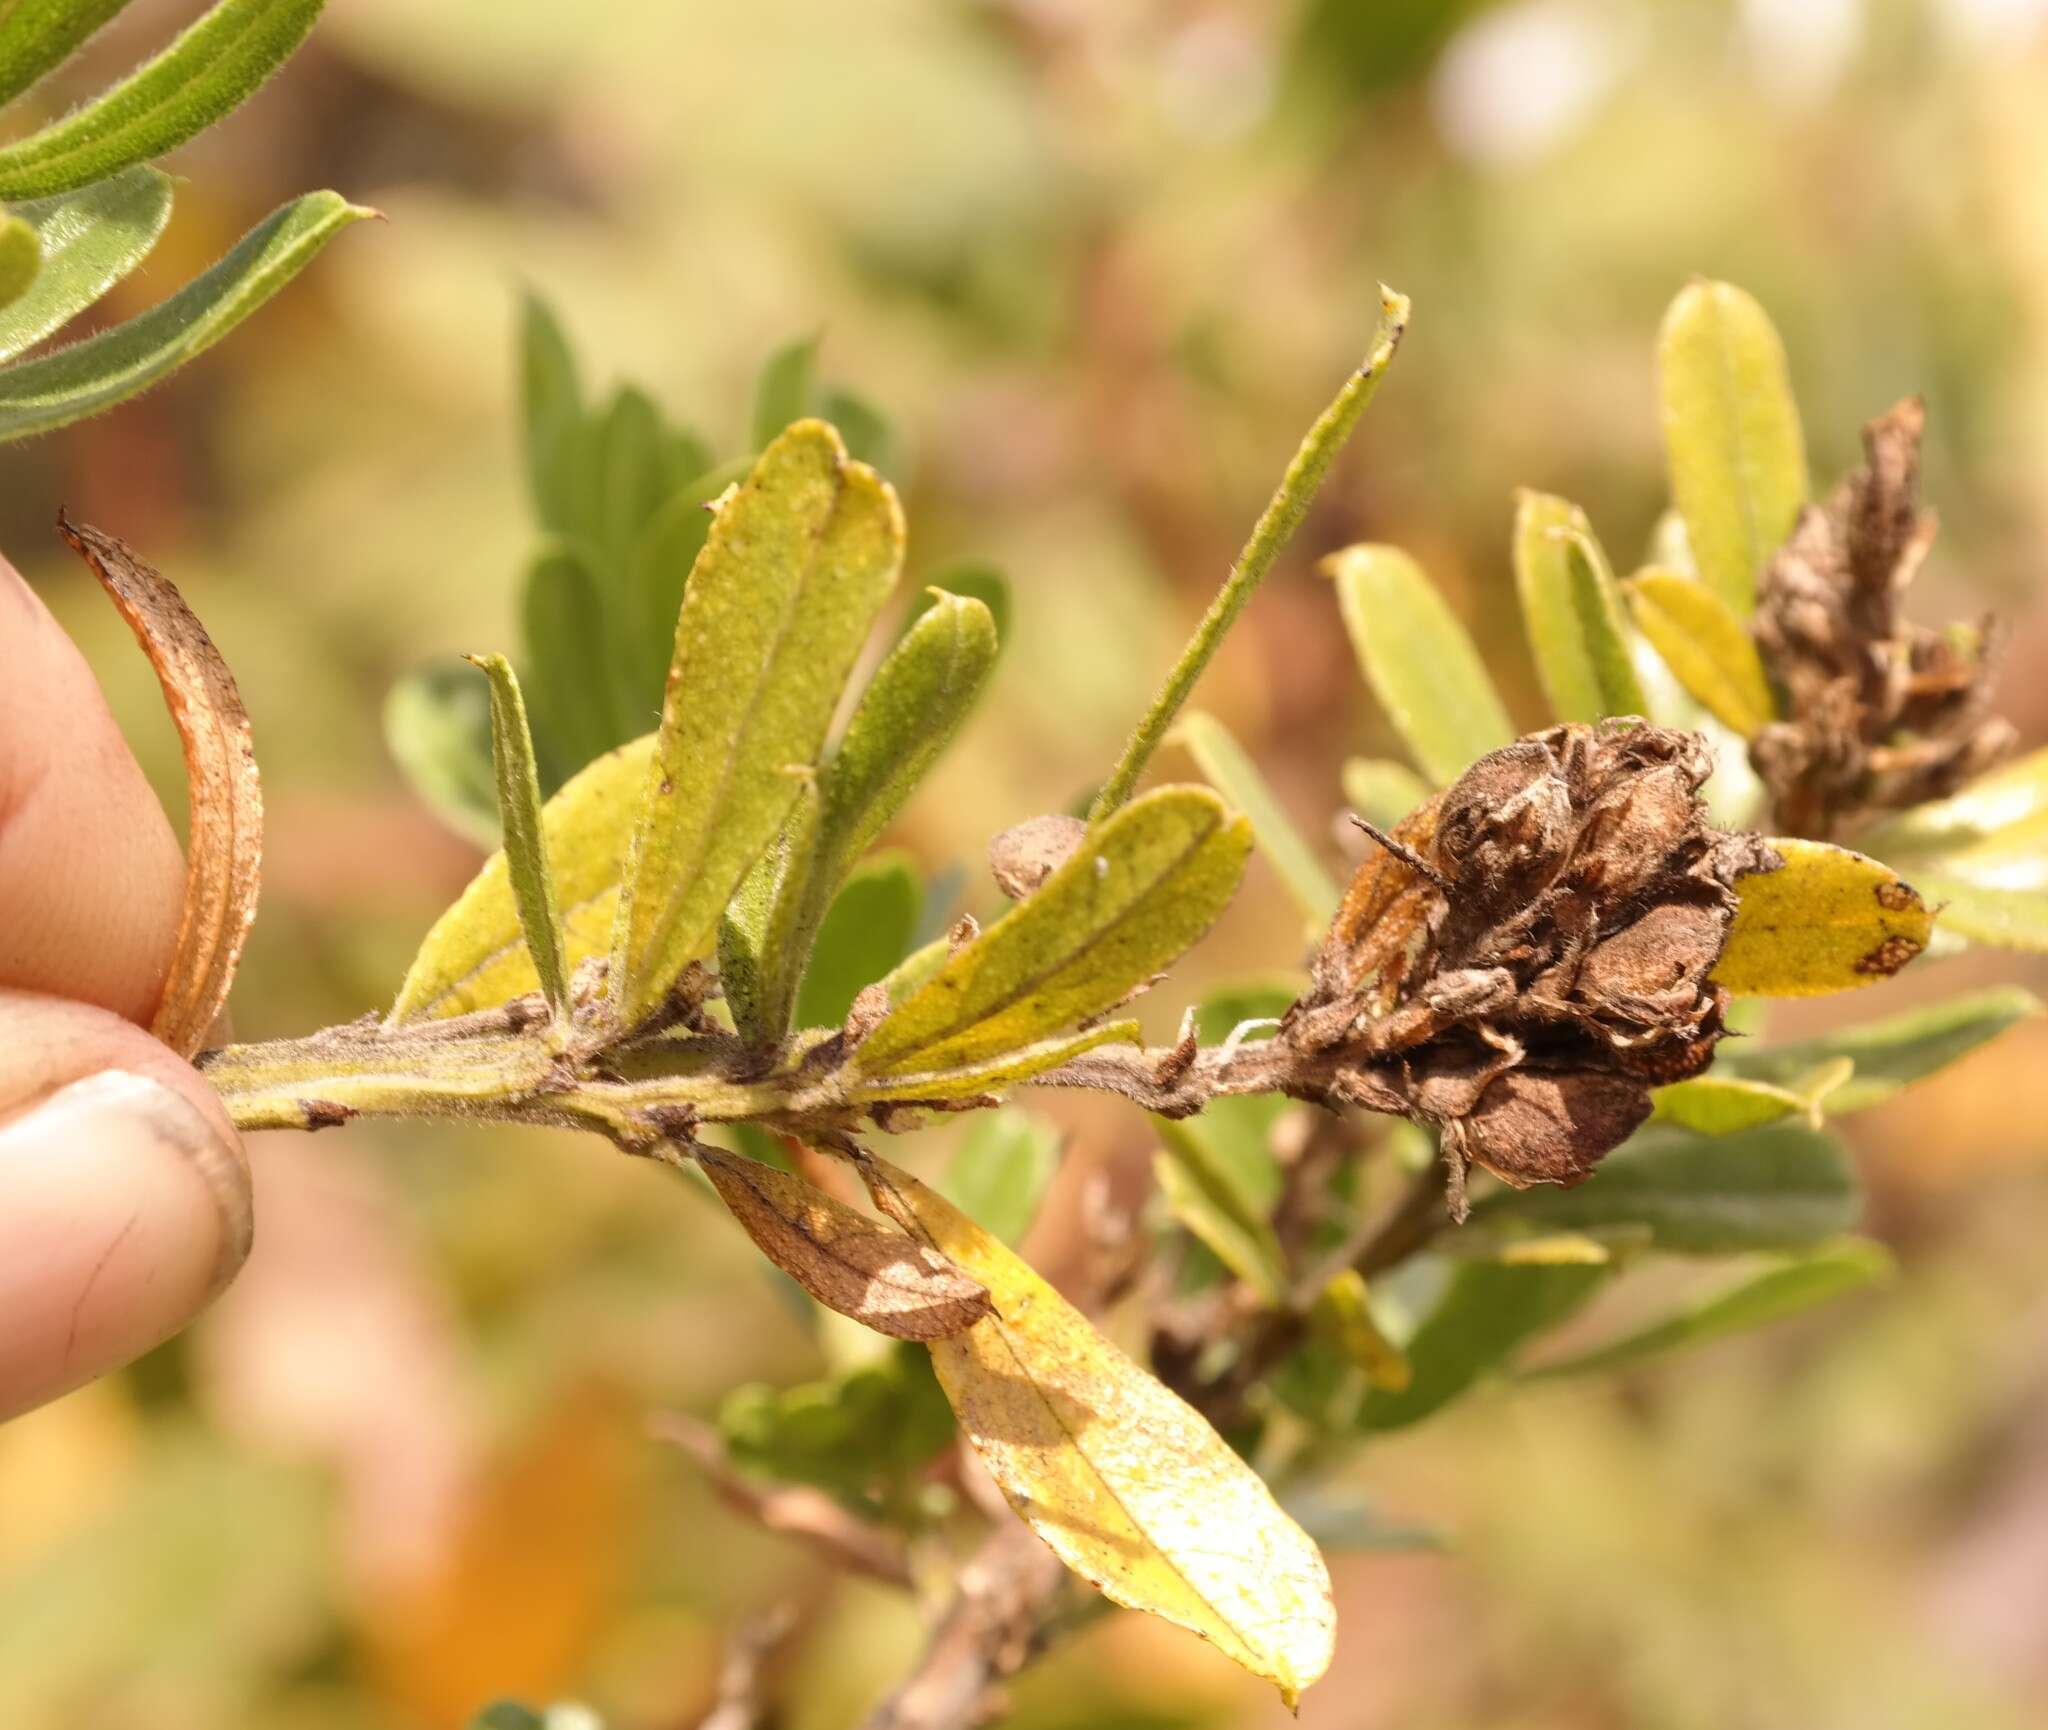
[1282,722,1780,1216]
[1750,398,2016,838]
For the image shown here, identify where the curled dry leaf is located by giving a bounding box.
[857,1150,1336,1706]
[1284,721,1779,1215]
[61,515,260,1056]
[694,1143,992,1341]
[987,812,1086,900]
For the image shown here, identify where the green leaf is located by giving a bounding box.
[1623,566,1776,737]
[466,655,569,1020]
[0,0,328,201]
[592,384,667,567]
[1358,1260,1609,1431]
[850,1019,1143,1103]
[1309,1270,1412,1391]
[1512,493,1643,723]
[1718,986,2042,1115]
[623,457,752,699]
[853,786,1251,1078]
[610,421,903,1029]
[0,166,173,362]
[383,662,499,848]
[1532,1240,1893,1378]
[0,214,38,312]
[1861,746,2048,859]
[1715,838,1933,995]
[750,332,818,450]
[738,591,998,1044]
[1179,983,1297,1215]
[0,0,138,108]
[1325,542,1514,786]
[1340,756,1432,828]
[1470,1121,1861,1254]
[903,560,1010,653]
[468,1707,546,1730]
[519,290,585,535]
[0,189,369,442]
[1155,1119,1287,1304]
[1917,875,2048,952]
[793,852,921,1031]
[1174,709,1338,927]
[392,734,654,1022]
[939,1108,1061,1247]
[820,386,893,471]
[521,542,620,776]
[1657,279,1809,614]
[718,1345,954,1497]
[1650,1061,1852,1135]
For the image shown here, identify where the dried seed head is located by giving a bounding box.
[988,812,1088,899]
[1284,721,1780,1215]
[1750,398,2016,839]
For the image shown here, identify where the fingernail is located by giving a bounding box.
[0,1070,252,1419]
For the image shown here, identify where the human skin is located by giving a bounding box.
[0,550,252,1421]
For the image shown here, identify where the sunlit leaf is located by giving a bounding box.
[0,190,371,441]
[750,332,818,450]
[0,166,173,363]
[1861,746,2048,859]
[610,420,903,1029]
[392,734,653,1021]
[1512,493,1643,723]
[850,1020,1142,1104]
[1623,566,1775,737]
[859,1152,1336,1704]
[384,662,499,847]
[1532,1239,1893,1378]
[939,1108,1061,1247]
[1715,838,1932,995]
[0,213,38,312]
[0,0,327,200]
[1657,279,1809,614]
[793,852,922,1031]
[904,559,1010,651]
[1471,1121,1860,1254]
[62,517,261,1058]
[1175,709,1338,926]
[1912,874,2048,952]
[1154,1119,1287,1304]
[0,0,138,107]
[1325,542,1514,785]
[466,655,569,1020]
[1341,755,1433,825]
[853,787,1250,1078]
[1651,1062,1851,1134]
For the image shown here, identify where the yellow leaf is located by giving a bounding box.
[1623,566,1777,737]
[858,1152,1335,1704]
[1714,838,1931,996]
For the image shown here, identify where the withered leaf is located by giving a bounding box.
[61,515,260,1056]
[695,1143,992,1340]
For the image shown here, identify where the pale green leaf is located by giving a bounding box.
[466,655,569,1019]
[1860,746,2048,861]
[750,333,818,450]
[383,662,498,848]
[1915,875,2048,952]
[1175,709,1338,925]
[1716,838,1933,995]
[939,1108,1061,1247]
[1340,756,1433,825]
[1559,523,1648,718]
[0,0,327,200]
[610,420,903,1029]
[1651,1072,1821,1135]
[0,190,369,441]
[1512,493,1642,723]
[392,734,654,1022]
[1154,1119,1287,1305]
[853,786,1250,1078]
[1532,1240,1893,1378]
[1623,566,1776,737]
[1325,542,1513,786]
[850,1020,1142,1103]
[0,0,138,107]
[904,560,1009,652]
[0,166,173,362]
[1657,279,1809,614]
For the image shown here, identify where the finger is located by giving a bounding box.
[0,549,186,1024]
[0,990,251,1420]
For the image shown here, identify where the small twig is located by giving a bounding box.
[1346,812,1449,888]
[693,1601,804,1730]
[650,1411,914,1589]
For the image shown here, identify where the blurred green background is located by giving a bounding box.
[7,0,2048,1725]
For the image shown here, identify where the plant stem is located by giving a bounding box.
[1088,286,1410,821]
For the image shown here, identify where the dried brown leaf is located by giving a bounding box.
[60,515,260,1056]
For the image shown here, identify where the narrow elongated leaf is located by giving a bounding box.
[1471,1121,1860,1253]
[939,1109,1060,1248]
[610,420,903,1029]
[0,0,137,107]
[1716,838,1932,995]
[1533,1240,1893,1378]
[1624,566,1775,736]
[1657,279,1809,614]
[1341,755,1432,825]
[1861,746,2048,859]
[1326,543,1514,785]
[750,334,819,450]
[1358,1260,1608,1432]
[1560,524,1648,718]
[0,0,327,200]
[1912,874,2048,952]
[519,291,585,535]
[1154,1119,1286,1304]
[850,1020,1141,1104]
[1175,709,1338,925]
[62,518,260,1057]
[1512,493,1637,723]
[522,543,617,775]
[0,166,174,362]
[383,663,498,847]
[0,190,370,441]
[0,215,37,311]
[853,787,1251,1078]
[393,733,654,1022]
[739,591,998,1045]
[904,560,1009,651]
[793,852,921,1031]
[1719,986,2042,1113]
[821,386,893,471]
[1651,1061,1851,1135]
[465,655,569,1020]
[859,1153,1336,1704]
[594,385,666,574]
[697,1145,991,1341]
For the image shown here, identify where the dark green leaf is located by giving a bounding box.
[750,333,819,450]
[719,1345,954,1497]
[0,166,173,362]
[623,457,752,700]
[467,1706,546,1730]
[0,0,138,108]
[939,1107,1061,1247]
[793,852,921,1030]
[382,663,499,848]
[821,386,893,470]
[522,542,618,775]
[594,385,667,568]
[519,290,585,535]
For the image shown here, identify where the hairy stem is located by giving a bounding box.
[1089,286,1409,820]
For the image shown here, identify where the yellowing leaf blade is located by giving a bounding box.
[858,1153,1335,1703]
[1624,565,1777,736]
[1715,838,1931,996]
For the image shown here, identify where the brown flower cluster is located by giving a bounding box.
[1281,722,1779,1216]
[1750,397,2015,839]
